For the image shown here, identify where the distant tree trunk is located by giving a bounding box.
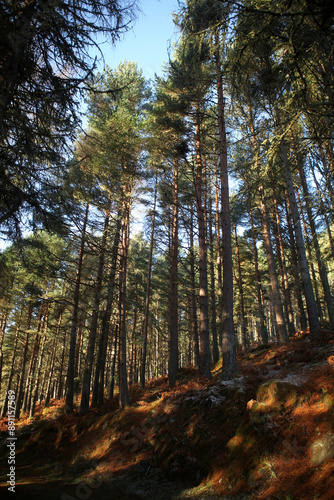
[80,207,110,415]
[215,33,237,378]
[310,161,334,260]
[1,308,22,418]
[15,301,33,419]
[259,183,289,344]
[168,158,179,387]
[275,109,320,336]
[29,326,48,418]
[194,104,211,378]
[44,309,63,408]
[57,327,67,400]
[108,325,118,400]
[65,203,89,413]
[284,198,307,331]
[118,198,130,410]
[249,206,268,345]
[21,301,45,414]
[189,207,200,368]
[208,195,219,363]
[214,168,223,352]
[271,182,295,337]
[93,216,121,405]
[297,191,324,323]
[296,154,334,326]
[141,180,157,388]
[234,226,248,352]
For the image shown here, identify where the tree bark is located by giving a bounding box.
[215,33,237,378]
[141,179,157,388]
[65,203,89,413]
[194,104,211,378]
[118,199,130,410]
[168,158,179,386]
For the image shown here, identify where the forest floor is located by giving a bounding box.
[1,329,334,500]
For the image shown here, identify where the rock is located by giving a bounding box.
[310,432,334,466]
[256,379,299,405]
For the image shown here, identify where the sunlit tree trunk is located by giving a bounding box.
[93,215,121,404]
[80,206,110,414]
[249,206,268,344]
[141,179,157,388]
[168,158,179,386]
[194,104,211,378]
[118,198,130,409]
[215,33,237,378]
[65,203,89,413]
[234,226,248,352]
[15,301,33,419]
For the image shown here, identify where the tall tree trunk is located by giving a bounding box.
[194,104,211,378]
[274,108,320,336]
[118,199,130,410]
[215,33,237,378]
[141,179,157,388]
[284,198,308,331]
[108,325,118,400]
[208,195,219,363]
[295,153,334,326]
[214,167,223,352]
[259,184,289,344]
[93,216,121,405]
[168,158,179,386]
[44,309,63,408]
[80,207,110,414]
[15,301,33,419]
[249,206,268,344]
[65,203,89,413]
[271,182,295,337]
[29,326,48,418]
[189,207,200,368]
[234,227,248,352]
[1,308,22,418]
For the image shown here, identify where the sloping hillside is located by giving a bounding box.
[1,329,334,499]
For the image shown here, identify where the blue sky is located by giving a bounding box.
[97,0,180,79]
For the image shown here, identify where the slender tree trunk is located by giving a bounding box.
[274,108,320,336]
[93,216,121,405]
[189,207,200,368]
[29,328,48,418]
[80,207,110,414]
[1,308,22,418]
[21,301,45,414]
[65,203,89,413]
[208,196,219,363]
[234,227,248,352]
[259,184,289,344]
[44,310,63,408]
[271,182,295,337]
[168,158,179,386]
[194,104,211,378]
[214,168,223,352]
[297,190,325,323]
[215,33,237,378]
[15,301,33,419]
[249,207,268,344]
[108,325,118,400]
[118,199,130,410]
[141,180,157,388]
[284,198,308,331]
[296,153,334,326]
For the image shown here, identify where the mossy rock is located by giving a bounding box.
[256,379,299,406]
